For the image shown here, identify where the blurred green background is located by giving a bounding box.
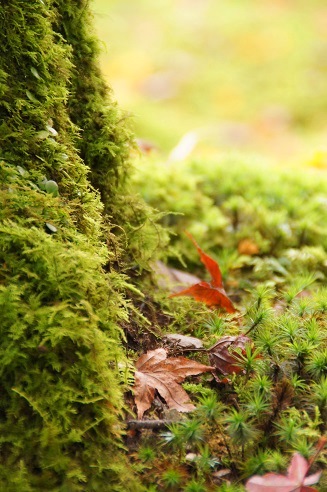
[93,0,327,166]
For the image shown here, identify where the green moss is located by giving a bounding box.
[0,164,144,490]
[131,155,327,285]
[0,1,104,238]
[127,155,327,489]
[0,2,144,490]
[52,0,133,213]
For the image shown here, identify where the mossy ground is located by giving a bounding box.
[125,155,327,491]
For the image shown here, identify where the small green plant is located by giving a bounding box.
[226,409,259,444]
[282,273,318,305]
[240,449,269,477]
[236,344,263,377]
[306,350,327,378]
[203,314,227,335]
[265,450,287,472]
[138,446,156,463]
[176,419,205,450]
[244,392,270,418]
[195,393,226,423]
[161,468,185,490]
[311,377,327,418]
[193,445,220,476]
[247,373,273,396]
[183,478,207,492]
[161,423,185,454]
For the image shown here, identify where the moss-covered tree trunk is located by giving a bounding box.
[0,1,143,490]
[53,1,132,211]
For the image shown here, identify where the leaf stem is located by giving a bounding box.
[243,318,262,337]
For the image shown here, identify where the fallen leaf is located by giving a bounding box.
[30,67,41,80]
[152,260,201,292]
[134,348,214,419]
[212,468,232,479]
[185,452,198,462]
[26,89,39,103]
[208,335,251,376]
[163,333,204,349]
[169,232,237,313]
[245,453,321,492]
[46,124,58,137]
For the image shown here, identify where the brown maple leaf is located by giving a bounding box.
[169,232,237,313]
[208,335,251,376]
[134,348,214,419]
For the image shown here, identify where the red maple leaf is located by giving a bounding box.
[169,232,237,313]
[245,453,321,492]
[134,348,214,419]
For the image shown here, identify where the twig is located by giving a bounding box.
[127,419,174,430]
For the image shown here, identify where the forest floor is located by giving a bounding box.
[92,2,327,490]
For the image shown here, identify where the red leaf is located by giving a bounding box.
[152,259,201,292]
[185,231,223,289]
[134,348,214,419]
[169,232,237,313]
[245,453,321,492]
[208,335,251,375]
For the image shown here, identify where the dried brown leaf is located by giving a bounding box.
[134,348,214,419]
[208,335,251,375]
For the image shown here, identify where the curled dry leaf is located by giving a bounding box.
[245,453,321,492]
[134,348,214,419]
[208,335,251,376]
[169,232,237,313]
[163,333,204,350]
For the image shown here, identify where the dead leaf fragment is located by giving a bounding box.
[238,238,260,256]
[212,469,232,479]
[152,260,201,293]
[208,335,251,375]
[134,348,214,419]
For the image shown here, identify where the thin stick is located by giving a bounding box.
[127,419,175,430]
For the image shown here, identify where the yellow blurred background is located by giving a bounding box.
[93,0,327,166]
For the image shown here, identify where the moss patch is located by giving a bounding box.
[0,1,144,490]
